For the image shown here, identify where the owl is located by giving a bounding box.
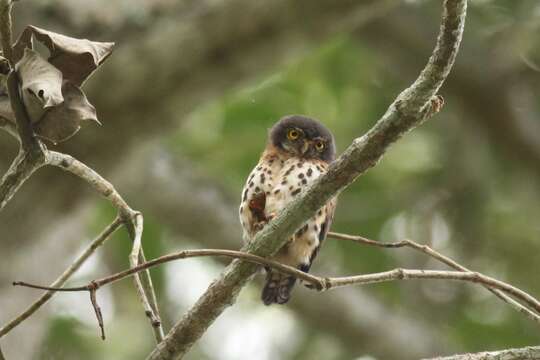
[239,115,337,305]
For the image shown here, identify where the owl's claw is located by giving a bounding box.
[253,212,276,232]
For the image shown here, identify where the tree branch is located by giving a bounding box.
[0,217,123,338]
[0,0,14,65]
[46,151,164,342]
[13,242,540,342]
[0,148,46,211]
[328,232,540,323]
[147,1,467,358]
[424,345,540,360]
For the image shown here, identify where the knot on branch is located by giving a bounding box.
[395,268,406,280]
[87,280,100,291]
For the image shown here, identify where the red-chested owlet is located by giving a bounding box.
[239,115,337,305]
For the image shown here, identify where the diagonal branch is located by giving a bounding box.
[328,232,540,323]
[0,217,123,338]
[147,1,467,358]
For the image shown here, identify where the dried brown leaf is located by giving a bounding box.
[13,26,114,86]
[15,48,64,123]
[0,94,14,122]
[34,82,99,144]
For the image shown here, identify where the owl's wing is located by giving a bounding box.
[307,197,337,270]
[239,160,278,242]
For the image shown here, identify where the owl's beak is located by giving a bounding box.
[301,139,310,154]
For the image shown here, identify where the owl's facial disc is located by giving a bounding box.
[269,115,336,162]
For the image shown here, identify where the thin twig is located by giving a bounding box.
[47,151,164,341]
[89,282,105,340]
[14,249,321,291]
[0,343,5,360]
[128,213,164,342]
[13,246,540,336]
[47,152,132,218]
[0,218,122,337]
[328,232,540,323]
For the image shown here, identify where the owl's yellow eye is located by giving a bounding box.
[315,141,325,151]
[287,129,300,140]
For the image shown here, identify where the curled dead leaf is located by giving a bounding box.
[15,48,63,122]
[0,94,14,122]
[13,25,114,86]
[34,82,99,144]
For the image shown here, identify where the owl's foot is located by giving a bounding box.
[253,212,276,232]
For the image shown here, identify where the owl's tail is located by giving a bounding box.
[261,269,297,305]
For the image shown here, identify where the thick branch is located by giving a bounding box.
[424,346,540,360]
[147,1,467,358]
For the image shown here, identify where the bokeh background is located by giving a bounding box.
[1,0,539,359]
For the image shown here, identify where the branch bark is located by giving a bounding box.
[424,345,540,360]
[147,1,467,358]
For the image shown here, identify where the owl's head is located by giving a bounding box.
[269,115,336,162]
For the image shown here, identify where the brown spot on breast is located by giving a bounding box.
[307,168,313,177]
[298,173,305,179]
[249,181,254,188]
[274,189,280,194]
[292,188,301,196]
[301,179,307,185]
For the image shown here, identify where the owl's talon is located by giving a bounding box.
[253,221,266,232]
